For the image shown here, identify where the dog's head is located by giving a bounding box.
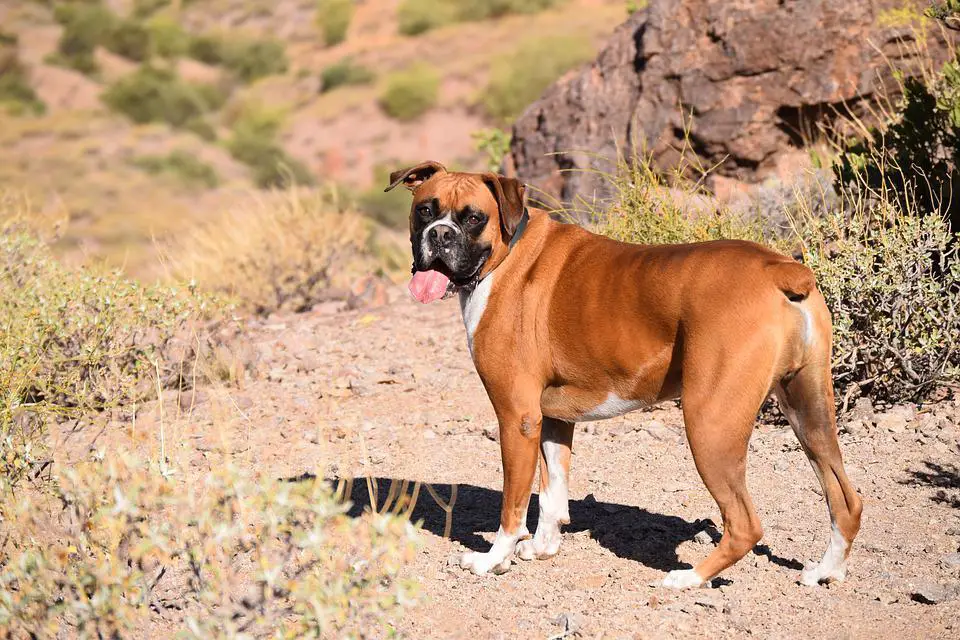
[384,161,526,303]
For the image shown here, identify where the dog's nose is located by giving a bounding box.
[429,225,454,248]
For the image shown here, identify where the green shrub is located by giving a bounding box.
[145,14,190,59]
[103,17,152,61]
[0,453,418,636]
[102,66,226,129]
[358,164,418,227]
[226,105,315,188]
[0,42,45,115]
[51,2,119,74]
[132,150,220,188]
[456,0,563,20]
[835,4,960,231]
[379,63,440,121]
[188,32,288,83]
[397,0,563,35]
[481,34,592,122]
[316,0,354,46]
[320,57,375,92]
[397,0,456,36]
[795,195,960,407]
[473,127,511,171]
[589,154,774,247]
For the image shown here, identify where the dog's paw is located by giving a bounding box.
[798,561,847,586]
[460,551,512,576]
[662,568,706,590]
[516,536,560,561]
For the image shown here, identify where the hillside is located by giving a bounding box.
[0,0,627,278]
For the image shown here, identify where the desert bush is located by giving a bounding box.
[0,454,418,636]
[320,57,375,92]
[175,188,404,314]
[473,127,511,171]
[794,181,960,408]
[50,1,119,74]
[834,3,960,231]
[145,15,191,59]
[397,0,456,35]
[188,32,288,83]
[397,0,564,35]
[132,150,220,188]
[0,38,45,116]
[358,163,419,227]
[456,0,563,20]
[481,34,592,122]
[0,205,217,494]
[225,104,315,189]
[379,63,440,121]
[103,17,153,61]
[0,220,211,420]
[589,153,774,247]
[316,0,354,46]
[102,66,226,129]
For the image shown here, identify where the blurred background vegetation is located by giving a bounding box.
[0,0,623,278]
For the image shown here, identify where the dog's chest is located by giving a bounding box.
[458,273,494,356]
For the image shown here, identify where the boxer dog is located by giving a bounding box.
[385,161,862,589]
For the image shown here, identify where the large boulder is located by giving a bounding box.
[509,0,955,207]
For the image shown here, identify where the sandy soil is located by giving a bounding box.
[57,289,960,638]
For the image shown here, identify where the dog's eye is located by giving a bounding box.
[467,214,482,225]
[417,205,432,220]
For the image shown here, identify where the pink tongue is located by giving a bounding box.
[409,269,451,304]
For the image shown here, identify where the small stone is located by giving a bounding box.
[693,530,713,545]
[875,405,915,433]
[423,429,437,440]
[941,553,960,570]
[911,582,957,605]
[694,592,723,610]
[551,612,581,635]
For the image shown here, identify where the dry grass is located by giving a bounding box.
[173,187,407,315]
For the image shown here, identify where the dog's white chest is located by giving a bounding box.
[459,273,494,356]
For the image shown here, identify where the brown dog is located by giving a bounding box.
[386,161,862,588]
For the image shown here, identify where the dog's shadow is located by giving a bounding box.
[285,475,798,572]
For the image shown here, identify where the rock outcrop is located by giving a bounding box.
[509,0,955,206]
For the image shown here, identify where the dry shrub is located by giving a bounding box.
[0,454,418,636]
[793,182,960,408]
[587,152,778,248]
[175,189,406,315]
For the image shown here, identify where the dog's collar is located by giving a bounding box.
[509,208,530,249]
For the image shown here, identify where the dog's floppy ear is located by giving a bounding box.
[384,161,447,192]
[482,173,526,239]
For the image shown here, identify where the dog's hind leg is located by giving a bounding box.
[517,417,574,561]
[775,363,862,586]
[663,344,771,589]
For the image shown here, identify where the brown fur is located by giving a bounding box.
[401,166,862,584]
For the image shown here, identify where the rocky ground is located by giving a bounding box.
[57,288,960,638]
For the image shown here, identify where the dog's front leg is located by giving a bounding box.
[460,390,542,576]
[517,417,574,561]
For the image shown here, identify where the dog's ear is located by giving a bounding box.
[482,173,526,239]
[384,161,447,192]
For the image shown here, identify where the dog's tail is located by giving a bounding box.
[769,260,816,303]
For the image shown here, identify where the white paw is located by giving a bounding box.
[460,550,512,576]
[516,535,560,561]
[799,561,847,586]
[662,568,706,590]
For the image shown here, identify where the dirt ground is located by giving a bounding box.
[58,288,960,638]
